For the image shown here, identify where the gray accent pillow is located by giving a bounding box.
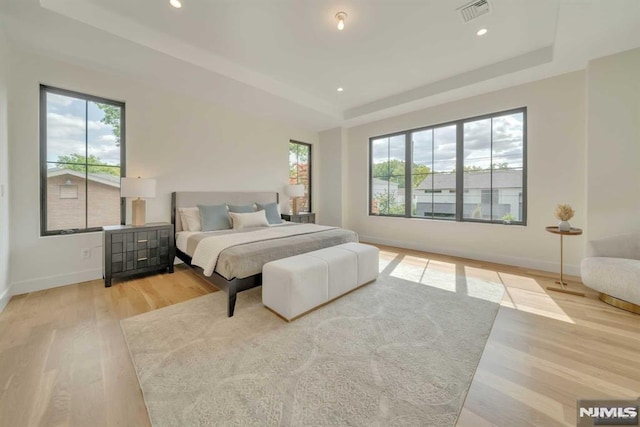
[257,202,282,224]
[198,204,231,231]
[227,204,256,213]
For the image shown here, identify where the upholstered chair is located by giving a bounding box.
[581,232,640,314]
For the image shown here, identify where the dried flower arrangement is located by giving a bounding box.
[554,204,575,221]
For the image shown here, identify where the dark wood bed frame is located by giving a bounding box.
[173,248,262,317]
[171,192,278,317]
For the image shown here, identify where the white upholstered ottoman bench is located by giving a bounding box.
[262,242,379,321]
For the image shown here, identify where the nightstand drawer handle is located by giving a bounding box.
[137,239,148,243]
[137,257,148,261]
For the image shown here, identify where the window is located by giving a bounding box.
[40,85,125,235]
[289,140,312,212]
[370,134,405,215]
[369,107,526,225]
[462,112,525,222]
[411,124,457,219]
[59,183,78,199]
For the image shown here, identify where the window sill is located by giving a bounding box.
[367,214,527,227]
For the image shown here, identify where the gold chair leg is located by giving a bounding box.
[599,293,640,315]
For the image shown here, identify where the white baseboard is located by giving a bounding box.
[359,235,581,277]
[10,268,103,297]
[0,284,13,313]
[1,260,186,313]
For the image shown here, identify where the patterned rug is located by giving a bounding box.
[121,272,504,426]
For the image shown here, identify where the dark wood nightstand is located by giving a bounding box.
[103,222,175,287]
[281,212,315,224]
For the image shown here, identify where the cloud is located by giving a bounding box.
[372,135,406,163]
[46,111,120,165]
[388,136,405,160]
[371,139,388,163]
[410,126,457,171]
[47,138,86,162]
[98,134,117,143]
[462,113,523,168]
[89,141,120,165]
[88,120,109,131]
[372,111,524,172]
[47,113,86,139]
[47,112,110,138]
[47,93,75,107]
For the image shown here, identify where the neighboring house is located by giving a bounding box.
[415,169,523,220]
[289,162,309,186]
[396,187,407,206]
[289,162,310,212]
[46,168,121,230]
[371,178,400,214]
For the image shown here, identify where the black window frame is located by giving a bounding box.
[40,85,126,236]
[369,107,527,225]
[289,140,312,212]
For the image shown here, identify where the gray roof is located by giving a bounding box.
[47,168,121,188]
[372,177,399,189]
[416,169,522,190]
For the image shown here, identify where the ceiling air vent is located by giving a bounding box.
[458,0,491,23]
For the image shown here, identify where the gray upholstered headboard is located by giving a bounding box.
[171,191,279,232]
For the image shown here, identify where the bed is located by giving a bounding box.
[171,191,358,316]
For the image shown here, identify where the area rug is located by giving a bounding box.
[121,274,504,426]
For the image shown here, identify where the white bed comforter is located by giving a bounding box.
[191,224,337,276]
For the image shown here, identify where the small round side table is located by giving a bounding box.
[545,226,585,296]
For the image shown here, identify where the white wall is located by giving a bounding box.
[345,71,587,275]
[6,45,637,300]
[8,50,317,295]
[586,47,640,242]
[0,30,10,310]
[318,127,346,227]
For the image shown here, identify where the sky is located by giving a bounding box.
[46,92,121,168]
[372,111,524,174]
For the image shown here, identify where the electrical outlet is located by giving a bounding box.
[81,248,90,259]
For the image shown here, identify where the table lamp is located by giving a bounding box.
[286,184,305,214]
[120,177,156,226]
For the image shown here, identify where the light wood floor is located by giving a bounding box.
[0,245,638,427]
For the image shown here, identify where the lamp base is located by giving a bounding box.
[131,198,146,226]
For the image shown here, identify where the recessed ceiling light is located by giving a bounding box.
[337,87,344,92]
[477,28,488,36]
[170,0,182,8]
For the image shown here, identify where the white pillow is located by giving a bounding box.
[178,207,202,231]
[228,210,269,230]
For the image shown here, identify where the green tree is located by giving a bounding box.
[57,154,120,176]
[372,160,431,188]
[453,165,483,172]
[289,142,310,181]
[411,164,431,188]
[502,213,515,223]
[289,142,309,163]
[375,189,405,215]
[453,163,510,172]
[492,162,509,169]
[96,103,122,147]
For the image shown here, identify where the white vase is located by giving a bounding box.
[558,220,571,231]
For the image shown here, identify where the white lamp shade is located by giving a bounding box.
[121,177,156,198]
[286,184,305,197]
